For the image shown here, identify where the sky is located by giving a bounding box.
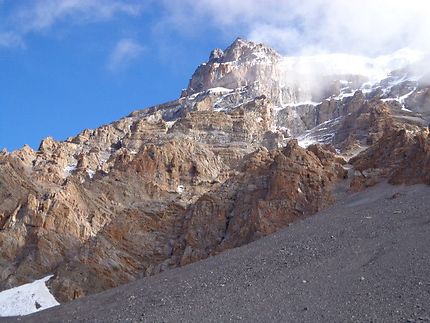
[1,0,429,151]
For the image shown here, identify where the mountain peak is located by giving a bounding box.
[221,38,280,63]
[206,38,280,63]
[227,37,248,50]
[183,38,281,96]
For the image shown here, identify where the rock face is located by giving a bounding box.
[350,128,430,190]
[183,38,281,97]
[0,92,345,302]
[0,129,345,302]
[44,140,346,302]
[1,38,430,303]
[176,140,346,267]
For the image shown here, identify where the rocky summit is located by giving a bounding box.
[1,38,429,305]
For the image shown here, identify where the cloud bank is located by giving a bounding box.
[1,0,428,76]
[160,0,430,56]
[2,0,428,57]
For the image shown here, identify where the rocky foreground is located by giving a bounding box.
[7,183,430,322]
[1,38,430,306]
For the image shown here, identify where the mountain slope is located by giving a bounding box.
[10,183,430,322]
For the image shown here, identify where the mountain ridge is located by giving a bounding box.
[0,38,429,315]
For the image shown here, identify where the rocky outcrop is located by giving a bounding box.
[183,38,281,97]
[44,141,345,302]
[350,128,430,190]
[177,140,346,266]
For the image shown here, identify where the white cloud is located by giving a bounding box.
[159,0,430,56]
[1,0,428,74]
[15,0,142,31]
[0,31,24,48]
[0,0,143,47]
[107,38,144,71]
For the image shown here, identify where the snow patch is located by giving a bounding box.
[398,88,416,103]
[0,275,59,317]
[297,117,342,148]
[99,150,112,164]
[297,136,318,148]
[165,120,177,129]
[330,90,356,101]
[86,169,95,179]
[213,105,227,112]
[381,87,416,109]
[188,92,201,100]
[207,87,233,95]
[146,114,162,124]
[176,185,185,194]
[64,164,76,173]
[287,101,322,107]
[63,159,77,177]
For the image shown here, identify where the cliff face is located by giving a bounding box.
[0,126,345,302]
[44,140,346,302]
[350,128,430,190]
[0,90,346,302]
[1,38,430,303]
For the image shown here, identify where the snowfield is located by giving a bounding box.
[0,275,59,317]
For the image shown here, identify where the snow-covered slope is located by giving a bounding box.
[0,275,59,317]
[184,38,424,106]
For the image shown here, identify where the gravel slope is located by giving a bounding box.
[5,183,430,323]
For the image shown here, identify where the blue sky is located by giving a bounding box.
[0,0,427,151]
[0,1,233,151]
